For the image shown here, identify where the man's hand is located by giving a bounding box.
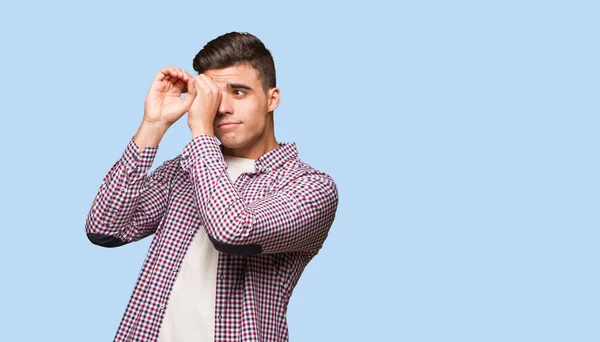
[187,74,222,138]
[143,67,196,128]
[133,67,196,152]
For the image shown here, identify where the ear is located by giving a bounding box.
[267,87,280,112]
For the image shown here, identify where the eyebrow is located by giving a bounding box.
[227,83,253,91]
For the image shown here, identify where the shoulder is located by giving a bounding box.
[277,157,338,199]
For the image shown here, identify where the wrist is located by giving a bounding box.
[191,128,215,139]
[141,119,171,133]
[188,120,214,138]
[134,121,169,152]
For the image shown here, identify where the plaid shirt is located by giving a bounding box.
[85,135,339,342]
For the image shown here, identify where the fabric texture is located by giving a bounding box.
[157,155,256,342]
[85,135,339,342]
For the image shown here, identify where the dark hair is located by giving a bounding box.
[192,32,276,92]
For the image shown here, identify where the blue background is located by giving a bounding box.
[1,1,598,341]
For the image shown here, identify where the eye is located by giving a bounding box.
[233,90,246,97]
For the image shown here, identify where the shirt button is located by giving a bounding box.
[120,186,126,192]
[219,274,224,280]
[159,304,165,311]
[217,313,222,320]
[172,267,179,273]
[188,229,195,235]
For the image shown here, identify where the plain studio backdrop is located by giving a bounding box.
[0,1,598,341]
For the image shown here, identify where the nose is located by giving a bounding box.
[218,93,233,116]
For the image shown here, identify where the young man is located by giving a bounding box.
[85,32,339,342]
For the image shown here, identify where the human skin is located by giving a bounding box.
[133,64,281,160]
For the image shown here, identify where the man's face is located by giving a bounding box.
[204,64,279,150]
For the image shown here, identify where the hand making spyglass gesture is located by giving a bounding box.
[134,67,223,150]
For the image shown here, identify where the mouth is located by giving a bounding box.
[218,122,241,130]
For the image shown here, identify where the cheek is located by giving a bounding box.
[241,101,268,130]
[245,116,266,135]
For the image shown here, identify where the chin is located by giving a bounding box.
[217,135,245,149]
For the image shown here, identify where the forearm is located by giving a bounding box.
[180,136,339,255]
[133,120,169,152]
[86,65,198,246]
[85,136,164,246]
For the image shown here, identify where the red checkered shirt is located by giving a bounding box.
[85,135,339,342]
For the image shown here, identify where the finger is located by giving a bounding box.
[165,67,181,82]
[193,74,210,93]
[173,78,187,92]
[154,69,167,82]
[177,69,189,83]
[180,75,190,90]
[198,75,222,102]
[162,67,191,89]
[178,68,190,83]
[173,70,185,84]
[174,67,186,82]
[182,78,197,108]
[169,67,191,87]
[157,67,177,81]
[199,74,219,93]
[181,69,193,83]
[187,77,197,96]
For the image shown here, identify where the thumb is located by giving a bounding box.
[182,78,197,109]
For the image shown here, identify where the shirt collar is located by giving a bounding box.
[219,142,298,173]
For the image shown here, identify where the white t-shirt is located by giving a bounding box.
[157,154,256,342]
